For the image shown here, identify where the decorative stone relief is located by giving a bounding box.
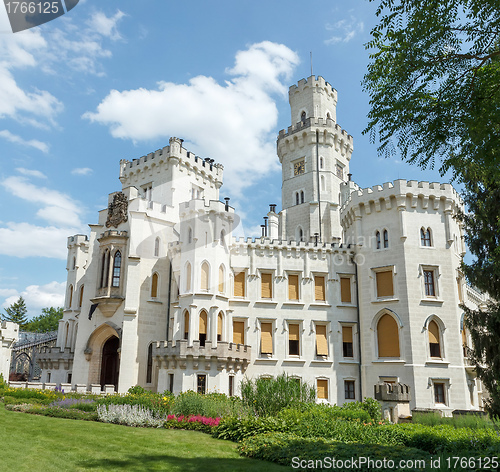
[106,192,128,228]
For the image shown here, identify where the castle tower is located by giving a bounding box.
[277,76,353,243]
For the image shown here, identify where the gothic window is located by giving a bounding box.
[154,237,160,257]
[199,310,208,347]
[67,285,73,308]
[383,229,389,248]
[218,264,225,293]
[295,192,299,205]
[428,320,441,358]
[151,272,159,298]
[377,314,400,358]
[146,343,153,383]
[200,262,209,291]
[197,374,207,394]
[300,191,305,203]
[100,250,110,288]
[183,310,189,340]
[112,251,122,287]
[217,312,223,341]
[421,228,432,246]
[78,285,84,308]
[375,231,381,249]
[424,270,436,296]
[185,262,192,292]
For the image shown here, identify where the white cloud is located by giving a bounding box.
[0,130,49,153]
[325,17,364,45]
[84,41,299,196]
[16,168,47,179]
[71,167,93,176]
[2,176,84,227]
[87,10,126,40]
[2,281,66,312]
[0,222,74,259]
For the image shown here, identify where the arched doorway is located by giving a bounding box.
[100,336,119,390]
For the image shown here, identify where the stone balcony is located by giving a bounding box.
[37,346,74,371]
[374,383,411,402]
[153,339,251,372]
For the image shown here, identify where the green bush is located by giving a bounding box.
[240,373,316,416]
[413,411,494,429]
[340,397,381,422]
[238,433,431,471]
[5,403,98,421]
[96,392,173,415]
[172,391,248,418]
[212,416,289,442]
[127,385,147,395]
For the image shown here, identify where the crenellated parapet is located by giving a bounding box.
[153,339,251,371]
[277,117,353,161]
[37,346,74,371]
[119,137,224,188]
[340,179,463,232]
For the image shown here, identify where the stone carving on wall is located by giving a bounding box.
[106,192,128,228]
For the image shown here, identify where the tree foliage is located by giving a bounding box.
[23,307,63,333]
[364,0,500,418]
[363,0,500,177]
[3,296,28,327]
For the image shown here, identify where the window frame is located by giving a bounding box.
[313,274,326,302]
[287,321,301,358]
[259,319,274,358]
[315,323,329,359]
[344,379,356,400]
[316,378,329,401]
[233,270,247,298]
[420,227,432,247]
[287,273,300,301]
[373,266,396,300]
[260,271,274,300]
[420,265,440,299]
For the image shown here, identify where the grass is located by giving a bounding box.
[0,404,287,472]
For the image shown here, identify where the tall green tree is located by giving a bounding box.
[363,0,500,417]
[23,307,63,333]
[3,296,28,328]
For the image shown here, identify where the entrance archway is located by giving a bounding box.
[100,336,119,390]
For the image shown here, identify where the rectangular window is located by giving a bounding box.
[67,373,72,384]
[260,322,273,356]
[261,273,273,299]
[288,274,299,300]
[314,276,325,301]
[197,374,206,394]
[340,277,351,303]
[234,272,246,297]
[434,382,445,404]
[288,323,300,356]
[345,380,355,399]
[315,324,328,357]
[168,373,174,393]
[229,376,234,397]
[233,321,245,345]
[317,379,328,400]
[376,270,394,298]
[424,270,436,296]
[342,326,354,358]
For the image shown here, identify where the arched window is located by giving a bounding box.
[217,312,223,341]
[201,262,209,291]
[154,237,160,257]
[185,262,192,292]
[67,285,73,308]
[300,191,305,204]
[326,112,331,120]
[146,343,153,383]
[112,251,122,287]
[428,320,441,358]
[295,192,299,205]
[151,272,159,298]
[100,250,110,288]
[301,111,306,122]
[184,310,189,340]
[383,230,389,248]
[375,231,381,250]
[377,314,400,357]
[64,322,70,347]
[218,264,225,293]
[188,227,193,244]
[78,285,84,308]
[199,310,208,346]
[421,228,432,246]
[296,226,303,242]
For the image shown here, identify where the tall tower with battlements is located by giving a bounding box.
[277,76,353,243]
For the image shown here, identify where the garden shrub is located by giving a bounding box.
[240,373,316,416]
[212,416,289,442]
[97,404,167,427]
[50,397,97,412]
[238,432,431,471]
[96,392,173,415]
[172,391,248,418]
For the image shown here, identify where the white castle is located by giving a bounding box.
[33,75,486,419]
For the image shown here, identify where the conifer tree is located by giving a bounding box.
[3,296,28,328]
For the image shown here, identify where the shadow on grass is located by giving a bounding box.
[79,454,286,471]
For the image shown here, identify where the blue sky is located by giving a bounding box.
[0,0,452,318]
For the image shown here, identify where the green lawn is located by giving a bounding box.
[1,404,288,472]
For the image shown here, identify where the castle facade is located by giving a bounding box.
[35,76,485,417]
